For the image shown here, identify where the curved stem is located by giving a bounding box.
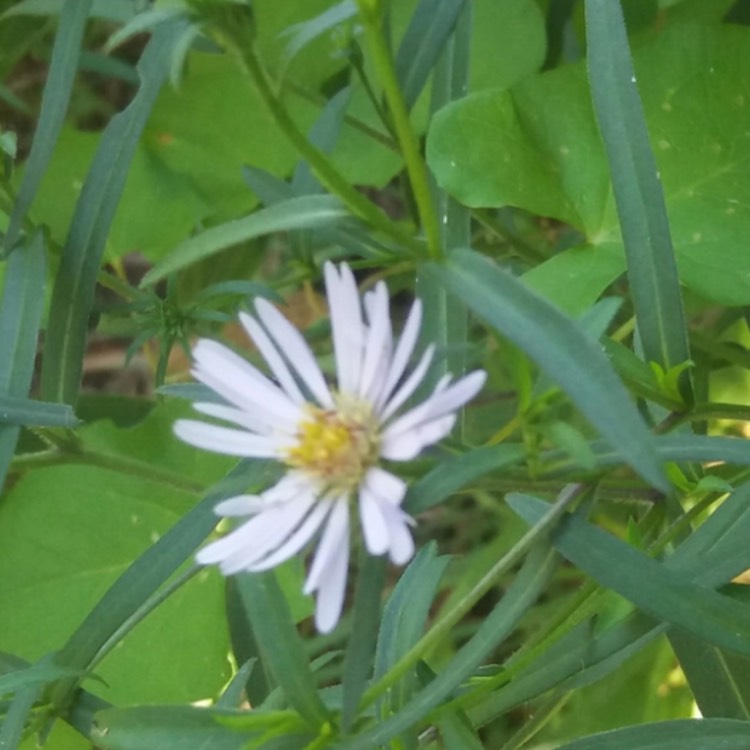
[358,484,582,710]
[10,446,205,495]
[230,40,424,258]
[356,2,443,260]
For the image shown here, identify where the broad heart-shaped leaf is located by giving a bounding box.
[427,23,750,305]
[0,401,233,705]
[555,718,750,750]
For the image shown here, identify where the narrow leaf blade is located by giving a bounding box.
[428,249,668,491]
[585,0,690,379]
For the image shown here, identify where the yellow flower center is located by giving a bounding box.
[285,396,379,491]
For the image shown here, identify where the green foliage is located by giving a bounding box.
[3,0,750,748]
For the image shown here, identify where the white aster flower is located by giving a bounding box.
[175,262,486,632]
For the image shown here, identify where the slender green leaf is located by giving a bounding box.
[566,435,750,473]
[216,659,257,710]
[3,0,92,255]
[3,0,134,23]
[280,1,356,65]
[374,543,451,716]
[334,544,557,750]
[47,462,270,712]
[438,709,484,750]
[104,7,183,53]
[428,249,668,491]
[0,673,42,749]
[41,20,186,406]
[0,664,101,696]
[236,571,328,728]
[492,480,750,714]
[341,554,386,730]
[556,718,750,750]
[293,86,351,195]
[0,395,78,427]
[507,494,750,658]
[140,196,349,287]
[0,653,54,750]
[90,706,258,750]
[416,0,472,393]
[405,444,526,513]
[395,0,469,110]
[585,0,690,384]
[486,611,664,718]
[0,231,46,489]
[670,631,750,720]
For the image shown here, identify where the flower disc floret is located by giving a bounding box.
[286,397,380,492]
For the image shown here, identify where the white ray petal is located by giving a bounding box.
[381,503,415,564]
[359,489,390,555]
[364,467,407,506]
[374,299,422,410]
[239,311,305,404]
[262,472,315,504]
[192,402,275,435]
[193,339,301,426]
[384,370,485,440]
[213,495,266,516]
[378,344,435,423]
[304,497,349,595]
[189,364,275,432]
[253,300,333,408]
[381,414,456,461]
[359,282,392,401]
[247,499,332,572]
[313,521,349,633]
[217,493,317,574]
[325,262,364,394]
[174,420,280,458]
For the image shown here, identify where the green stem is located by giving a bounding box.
[356,2,442,259]
[285,80,398,152]
[229,39,423,257]
[10,446,205,495]
[655,402,750,434]
[472,209,549,264]
[358,484,581,710]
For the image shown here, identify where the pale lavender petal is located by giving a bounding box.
[213,495,266,516]
[247,499,332,572]
[359,282,392,401]
[374,299,423,410]
[378,344,435,423]
[193,339,301,426]
[381,414,456,461]
[325,262,364,395]
[358,489,390,555]
[217,493,317,574]
[304,497,349,595]
[253,300,333,408]
[239,311,305,404]
[174,420,280,458]
[313,517,350,633]
[364,467,407,506]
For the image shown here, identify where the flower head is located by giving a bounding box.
[175,262,486,632]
